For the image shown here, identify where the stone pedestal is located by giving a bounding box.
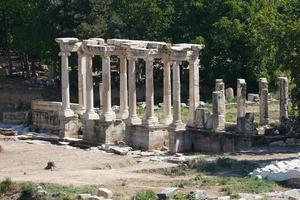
[194,107,210,129]
[212,91,225,131]
[279,77,288,123]
[59,115,80,139]
[259,78,269,125]
[83,119,125,144]
[125,125,168,150]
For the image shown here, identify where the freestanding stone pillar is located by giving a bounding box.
[58,51,74,117]
[119,53,129,119]
[187,59,200,127]
[101,55,116,121]
[77,52,87,114]
[279,77,289,122]
[171,61,184,130]
[236,79,247,133]
[212,91,225,131]
[126,57,141,125]
[215,79,226,117]
[143,57,158,126]
[162,58,173,125]
[259,78,269,125]
[83,54,99,120]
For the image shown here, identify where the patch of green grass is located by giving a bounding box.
[40,183,98,197]
[19,182,39,200]
[0,178,13,194]
[193,175,218,186]
[135,190,156,200]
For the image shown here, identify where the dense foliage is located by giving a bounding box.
[0,0,299,108]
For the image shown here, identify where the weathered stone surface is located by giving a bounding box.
[157,187,178,200]
[0,128,17,136]
[212,91,225,131]
[3,111,28,124]
[250,158,300,181]
[194,107,210,129]
[236,79,247,134]
[248,93,259,102]
[259,78,269,125]
[279,77,289,123]
[97,188,112,199]
[225,87,234,99]
[189,190,208,199]
[244,113,257,135]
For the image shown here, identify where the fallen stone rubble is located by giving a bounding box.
[0,128,17,136]
[250,158,300,181]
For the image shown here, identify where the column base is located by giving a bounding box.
[170,120,186,131]
[101,111,116,122]
[162,115,173,125]
[59,115,80,139]
[142,116,159,127]
[83,110,99,120]
[125,116,142,126]
[76,107,86,115]
[118,109,129,120]
[59,108,74,118]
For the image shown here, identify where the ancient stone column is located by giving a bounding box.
[101,55,116,122]
[126,57,141,125]
[236,79,247,133]
[119,53,129,119]
[279,77,289,122]
[187,59,200,127]
[99,82,103,107]
[172,61,184,129]
[77,52,87,114]
[143,57,158,126]
[162,59,173,125]
[259,78,269,125]
[215,79,226,116]
[59,51,74,117]
[212,91,225,131]
[83,54,99,120]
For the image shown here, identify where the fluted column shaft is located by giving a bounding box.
[84,54,99,120]
[187,59,200,127]
[143,57,158,126]
[101,55,116,121]
[126,57,141,125]
[163,59,173,125]
[78,53,87,114]
[172,61,183,127]
[59,51,74,117]
[119,54,129,119]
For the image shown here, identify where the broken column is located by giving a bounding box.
[215,79,226,118]
[212,91,225,131]
[259,78,269,125]
[279,77,289,123]
[236,79,247,133]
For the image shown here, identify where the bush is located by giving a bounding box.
[0,178,13,193]
[135,190,156,200]
[19,182,38,200]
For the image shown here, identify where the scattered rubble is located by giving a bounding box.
[0,128,17,136]
[97,188,113,199]
[250,158,300,181]
[157,187,178,200]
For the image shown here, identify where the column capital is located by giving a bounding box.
[59,52,71,57]
[127,56,137,62]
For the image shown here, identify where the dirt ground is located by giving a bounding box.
[0,135,299,199]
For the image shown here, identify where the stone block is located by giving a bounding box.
[248,93,259,102]
[59,115,80,139]
[157,187,178,200]
[3,111,28,124]
[194,107,210,129]
[97,188,112,199]
[225,87,234,99]
[126,124,168,151]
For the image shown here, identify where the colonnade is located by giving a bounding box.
[55,38,204,130]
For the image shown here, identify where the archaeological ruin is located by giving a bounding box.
[27,37,294,153]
